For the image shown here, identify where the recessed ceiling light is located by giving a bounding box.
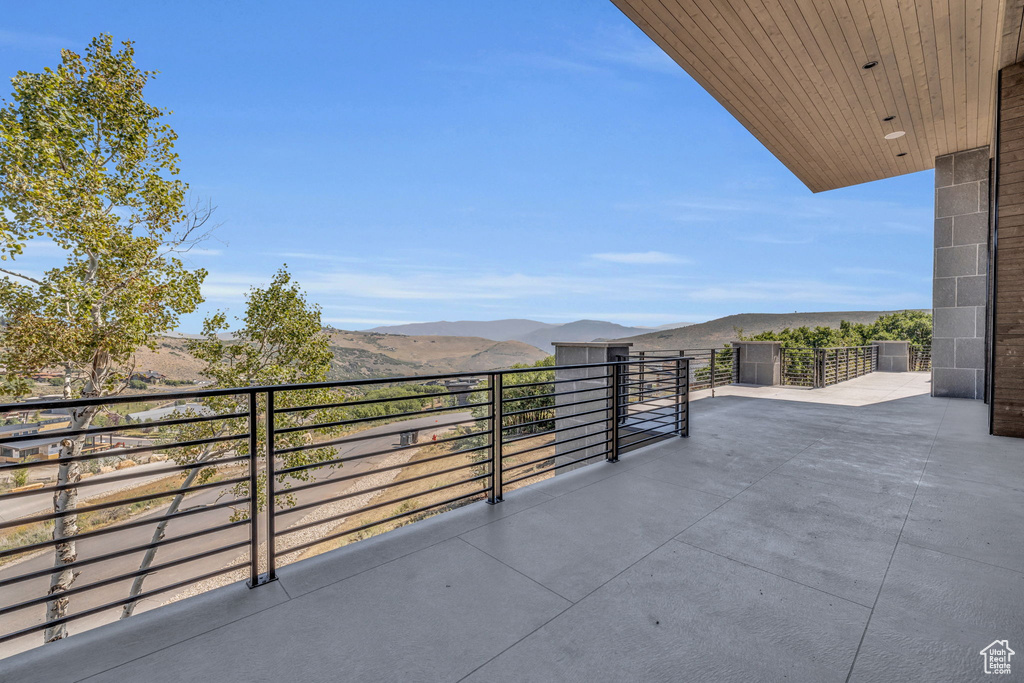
[862,61,879,69]
[883,115,895,121]
[897,152,907,157]
[884,131,906,140]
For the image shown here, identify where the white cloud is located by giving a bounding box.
[590,251,689,265]
[322,317,419,327]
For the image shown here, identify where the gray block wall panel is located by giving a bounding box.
[953,147,989,184]
[934,217,953,247]
[933,307,976,339]
[954,337,985,370]
[934,153,954,186]
[935,184,979,217]
[935,245,979,277]
[872,341,909,372]
[933,147,989,400]
[933,278,956,308]
[952,212,988,245]
[955,275,987,307]
[553,342,632,474]
[932,368,978,398]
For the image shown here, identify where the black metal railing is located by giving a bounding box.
[629,349,735,395]
[781,346,878,388]
[0,356,689,652]
[910,344,932,372]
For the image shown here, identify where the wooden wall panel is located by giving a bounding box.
[994,61,1024,437]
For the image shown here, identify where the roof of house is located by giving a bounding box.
[126,403,214,422]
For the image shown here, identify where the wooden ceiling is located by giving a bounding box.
[612,1,1024,192]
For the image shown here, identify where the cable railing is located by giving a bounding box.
[781,346,879,388]
[0,355,689,654]
[910,344,932,372]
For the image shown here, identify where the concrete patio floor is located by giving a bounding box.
[5,372,1022,682]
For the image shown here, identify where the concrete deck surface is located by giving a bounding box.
[4,373,1022,682]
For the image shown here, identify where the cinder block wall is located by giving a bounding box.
[933,147,989,399]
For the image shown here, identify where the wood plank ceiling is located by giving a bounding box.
[611,1,1024,192]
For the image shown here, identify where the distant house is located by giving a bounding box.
[131,370,166,383]
[0,435,63,462]
[126,403,214,424]
[0,416,73,462]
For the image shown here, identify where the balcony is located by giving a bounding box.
[5,369,1021,682]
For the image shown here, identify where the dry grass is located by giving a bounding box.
[288,429,563,562]
[0,467,239,565]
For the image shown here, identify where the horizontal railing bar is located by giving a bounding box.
[503,405,608,432]
[0,497,249,560]
[500,374,608,391]
[504,450,609,485]
[0,562,249,645]
[0,475,250,530]
[620,393,684,409]
[0,518,248,588]
[273,415,488,457]
[275,472,490,536]
[0,539,251,617]
[502,428,602,459]
[620,431,676,451]
[274,386,487,415]
[0,433,247,472]
[503,438,612,473]
[0,388,258,414]
[275,431,489,475]
[501,385,610,404]
[276,443,490,495]
[0,454,249,502]
[0,357,691,415]
[273,461,488,518]
[502,393,609,419]
[273,402,483,436]
[0,411,248,447]
[502,415,609,444]
[275,487,487,557]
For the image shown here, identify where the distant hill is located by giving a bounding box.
[324,330,549,379]
[368,318,696,350]
[366,319,554,341]
[127,330,550,386]
[616,310,928,351]
[518,320,656,350]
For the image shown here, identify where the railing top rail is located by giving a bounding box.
[0,356,694,413]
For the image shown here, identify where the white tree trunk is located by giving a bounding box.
[119,461,205,619]
[43,406,92,642]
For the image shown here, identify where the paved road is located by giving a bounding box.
[0,411,475,657]
[0,457,168,524]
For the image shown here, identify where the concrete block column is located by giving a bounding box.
[731,341,781,385]
[553,342,632,473]
[873,341,910,372]
[933,147,990,399]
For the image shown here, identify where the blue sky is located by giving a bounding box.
[1,1,934,331]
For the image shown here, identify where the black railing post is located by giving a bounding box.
[681,358,690,437]
[710,348,717,396]
[247,391,261,588]
[265,389,277,582]
[488,372,503,504]
[609,359,621,462]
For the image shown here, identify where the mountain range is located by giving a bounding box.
[366,318,696,350]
